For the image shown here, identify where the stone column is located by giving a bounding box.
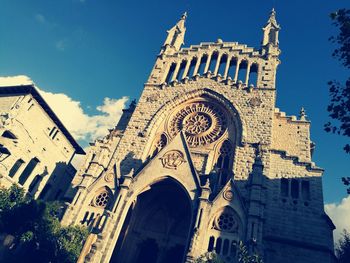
[204,54,212,73]
[171,62,181,82]
[193,56,202,76]
[182,59,192,79]
[234,59,241,83]
[245,63,252,86]
[223,55,232,79]
[185,181,211,262]
[213,54,222,75]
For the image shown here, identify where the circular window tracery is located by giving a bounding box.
[93,191,110,208]
[168,101,227,147]
[217,213,235,231]
[213,209,239,233]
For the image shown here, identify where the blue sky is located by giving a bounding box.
[1,0,349,207]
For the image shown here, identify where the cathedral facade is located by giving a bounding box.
[62,10,335,263]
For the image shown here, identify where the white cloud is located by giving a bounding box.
[0,75,33,86]
[325,195,350,243]
[37,89,128,142]
[55,39,68,51]
[0,75,129,143]
[35,13,46,24]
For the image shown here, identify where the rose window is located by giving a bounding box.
[94,191,110,208]
[183,113,211,135]
[168,101,227,147]
[215,213,237,232]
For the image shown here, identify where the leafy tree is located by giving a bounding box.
[194,242,263,263]
[194,252,224,263]
[325,9,350,153]
[238,242,263,263]
[0,184,88,263]
[324,8,350,194]
[335,230,350,263]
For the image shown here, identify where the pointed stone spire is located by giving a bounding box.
[262,8,280,46]
[162,12,187,51]
[299,107,307,121]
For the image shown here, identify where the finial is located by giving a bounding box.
[299,107,307,120]
[181,12,187,20]
[268,8,277,24]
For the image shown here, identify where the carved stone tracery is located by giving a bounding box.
[168,101,227,147]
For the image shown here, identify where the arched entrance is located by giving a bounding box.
[111,178,193,263]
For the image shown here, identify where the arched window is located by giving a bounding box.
[216,140,233,186]
[8,159,25,178]
[198,54,208,74]
[301,180,310,200]
[291,179,299,199]
[214,207,239,233]
[151,134,167,158]
[215,238,222,254]
[249,63,259,87]
[237,60,248,83]
[165,63,177,83]
[91,187,113,210]
[208,236,215,252]
[209,52,219,73]
[222,239,229,255]
[218,54,228,76]
[18,157,40,185]
[280,178,289,197]
[228,57,238,79]
[187,57,197,77]
[176,60,187,80]
[28,175,42,194]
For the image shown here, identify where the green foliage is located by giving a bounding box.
[325,8,350,194]
[325,9,350,157]
[194,242,263,263]
[0,184,88,263]
[194,252,225,263]
[336,230,350,263]
[238,242,263,263]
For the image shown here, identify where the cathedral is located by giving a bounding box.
[62,10,336,263]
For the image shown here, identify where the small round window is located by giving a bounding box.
[214,209,238,233]
[94,191,110,208]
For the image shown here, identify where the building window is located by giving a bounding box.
[28,175,42,194]
[215,238,222,254]
[208,236,215,252]
[8,159,25,178]
[291,179,299,199]
[280,178,289,197]
[93,191,110,208]
[18,157,40,185]
[2,130,17,139]
[301,180,311,200]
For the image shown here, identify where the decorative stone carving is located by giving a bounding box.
[168,102,227,147]
[248,97,262,107]
[92,191,110,208]
[104,173,114,183]
[213,211,238,232]
[223,190,234,201]
[0,112,12,128]
[160,150,186,169]
[146,93,161,103]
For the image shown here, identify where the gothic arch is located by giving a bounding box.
[142,88,246,160]
[110,177,194,263]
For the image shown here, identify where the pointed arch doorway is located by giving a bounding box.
[110,178,193,263]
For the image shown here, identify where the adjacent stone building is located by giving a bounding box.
[62,10,335,263]
[0,81,85,200]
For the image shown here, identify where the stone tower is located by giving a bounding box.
[62,10,335,263]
